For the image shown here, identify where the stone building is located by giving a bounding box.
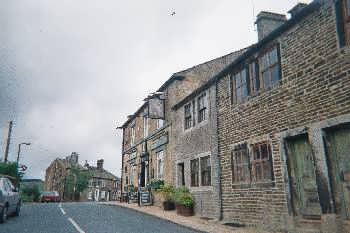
[178,0,350,232]
[45,153,119,202]
[119,103,166,192]
[119,49,246,218]
[85,159,120,201]
[44,152,80,200]
[118,0,350,231]
[169,50,246,219]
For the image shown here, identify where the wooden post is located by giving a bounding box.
[4,121,13,163]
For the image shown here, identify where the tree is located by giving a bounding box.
[65,168,91,200]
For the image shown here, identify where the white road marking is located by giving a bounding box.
[58,203,62,208]
[68,217,86,233]
[60,207,66,215]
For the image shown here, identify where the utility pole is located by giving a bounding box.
[4,121,13,163]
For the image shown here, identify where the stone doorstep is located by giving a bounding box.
[100,201,266,233]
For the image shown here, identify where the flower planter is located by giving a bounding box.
[163,201,175,211]
[175,204,194,216]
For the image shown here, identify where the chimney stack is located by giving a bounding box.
[97,159,104,170]
[288,3,308,18]
[255,11,287,41]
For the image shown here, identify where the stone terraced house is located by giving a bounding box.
[118,0,350,231]
[119,49,246,217]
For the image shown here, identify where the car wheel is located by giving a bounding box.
[0,206,7,224]
[15,203,20,217]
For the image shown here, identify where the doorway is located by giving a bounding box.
[177,163,185,186]
[324,124,350,220]
[285,135,322,219]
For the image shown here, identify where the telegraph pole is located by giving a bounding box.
[4,121,13,163]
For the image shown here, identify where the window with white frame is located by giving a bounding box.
[156,150,164,179]
[143,116,148,138]
[197,93,207,123]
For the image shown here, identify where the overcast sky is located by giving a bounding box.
[0,0,311,179]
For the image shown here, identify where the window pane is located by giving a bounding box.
[261,54,269,70]
[241,69,247,84]
[235,73,241,88]
[201,156,211,186]
[347,0,350,16]
[242,83,248,97]
[254,147,260,160]
[256,163,262,181]
[236,87,242,102]
[271,65,280,85]
[251,62,259,92]
[263,161,272,180]
[262,71,270,88]
[269,48,278,64]
[191,159,199,186]
[261,144,269,159]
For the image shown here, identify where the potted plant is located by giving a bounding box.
[159,183,175,211]
[174,187,194,216]
[148,179,164,190]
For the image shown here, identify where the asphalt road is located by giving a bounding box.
[0,202,198,233]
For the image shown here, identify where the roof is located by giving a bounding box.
[172,1,321,110]
[21,179,43,183]
[118,48,250,129]
[88,167,118,180]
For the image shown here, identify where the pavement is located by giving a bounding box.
[0,202,199,233]
[101,201,267,233]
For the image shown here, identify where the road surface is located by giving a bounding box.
[0,202,198,233]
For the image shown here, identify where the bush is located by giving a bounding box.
[21,184,41,202]
[159,183,174,201]
[173,186,194,207]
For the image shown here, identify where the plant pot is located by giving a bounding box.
[175,204,194,216]
[163,201,175,211]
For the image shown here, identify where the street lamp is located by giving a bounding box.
[17,142,31,164]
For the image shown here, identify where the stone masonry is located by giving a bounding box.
[215,0,350,232]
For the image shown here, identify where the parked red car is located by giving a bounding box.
[40,191,60,203]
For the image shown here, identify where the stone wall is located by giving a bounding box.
[216,1,350,232]
[171,85,221,220]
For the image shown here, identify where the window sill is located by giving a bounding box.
[183,119,209,133]
[231,181,275,189]
[189,186,214,192]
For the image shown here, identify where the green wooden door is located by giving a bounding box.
[325,126,350,220]
[286,135,322,218]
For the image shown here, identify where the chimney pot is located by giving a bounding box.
[255,11,287,41]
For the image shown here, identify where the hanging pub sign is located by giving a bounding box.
[148,94,165,119]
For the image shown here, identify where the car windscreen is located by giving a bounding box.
[42,191,55,196]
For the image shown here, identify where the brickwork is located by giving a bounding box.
[216,1,350,232]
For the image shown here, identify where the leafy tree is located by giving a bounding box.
[0,162,18,178]
[65,168,91,200]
